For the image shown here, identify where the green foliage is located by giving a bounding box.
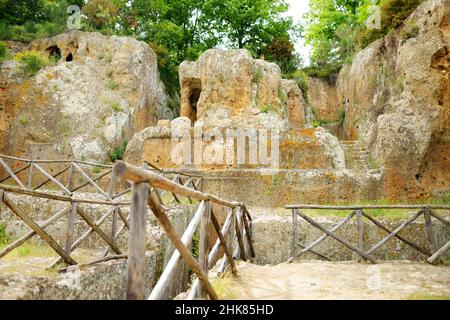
[117,0,298,97]
[0,223,10,245]
[0,1,74,42]
[337,108,346,125]
[259,37,300,75]
[312,120,322,128]
[57,116,71,136]
[303,0,424,77]
[15,50,49,76]
[0,21,66,42]
[311,107,345,127]
[204,0,298,51]
[92,166,102,174]
[19,116,29,126]
[0,0,300,102]
[260,105,276,114]
[83,0,118,30]
[107,79,119,90]
[400,21,420,41]
[0,41,7,62]
[192,234,199,259]
[110,101,122,112]
[109,140,128,162]
[18,245,32,256]
[288,69,309,100]
[252,67,264,84]
[278,87,287,105]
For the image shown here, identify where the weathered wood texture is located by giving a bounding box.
[149,200,207,300]
[295,210,377,263]
[126,182,149,300]
[1,191,77,265]
[147,193,218,300]
[115,161,240,208]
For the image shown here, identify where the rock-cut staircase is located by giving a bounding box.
[340,141,376,172]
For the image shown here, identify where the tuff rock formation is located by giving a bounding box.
[0,30,169,162]
[306,0,450,200]
[179,49,306,131]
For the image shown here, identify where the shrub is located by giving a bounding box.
[0,21,65,43]
[110,101,122,112]
[109,140,128,162]
[83,0,118,29]
[0,41,7,62]
[289,70,309,100]
[15,50,49,75]
[107,79,119,90]
[19,117,29,125]
[400,22,420,41]
[260,105,269,114]
[92,166,102,174]
[0,223,10,245]
[337,108,346,125]
[278,87,287,104]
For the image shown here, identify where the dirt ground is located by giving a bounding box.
[213,260,450,300]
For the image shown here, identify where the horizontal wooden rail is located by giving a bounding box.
[0,184,130,206]
[144,161,202,178]
[0,154,113,168]
[289,206,450,265]
[114,161,240,208]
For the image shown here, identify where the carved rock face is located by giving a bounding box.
[0,30,168,162]
[303,0,450,199]
[179,49,305,131]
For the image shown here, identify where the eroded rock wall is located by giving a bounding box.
[307,76,340,122]
[306,0,450,200]
[179,49,306,131]
[0,30,168,162]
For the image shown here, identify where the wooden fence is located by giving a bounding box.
[286,205,450,265]
[114,161,255,300]
[0,154,202,268]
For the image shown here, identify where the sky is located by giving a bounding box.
[285,0,311,63]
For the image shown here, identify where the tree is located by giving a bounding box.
[303,0,425,78]
[260,37,300,75]
[304,0,364,75]
[203,0,298,52]
[82,0,119,30]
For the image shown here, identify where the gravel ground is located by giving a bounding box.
[215,260,450,300]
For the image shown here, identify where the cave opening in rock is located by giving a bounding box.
[66,52,73,62]
[185,79,202,123]
[189,88,201,122]
[46,46,61,62]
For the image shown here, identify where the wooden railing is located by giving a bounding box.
[0,154,202,268]
[114,161,255,300]
[0,154,200,200]
[286,205,450,265]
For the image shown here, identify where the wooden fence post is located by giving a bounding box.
[27,162,34,190]
[291,209,298,260]
[65,202,78,254]
[197,201,211,298]
[126,182,149,300]
[423,207,438,255]
[356,209,364,261]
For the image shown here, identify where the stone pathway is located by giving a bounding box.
[214,260,450,300]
